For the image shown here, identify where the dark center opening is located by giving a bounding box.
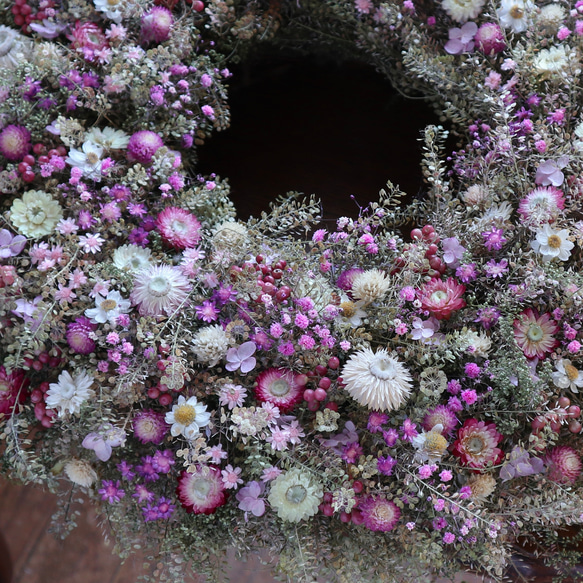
[197,51,439,223]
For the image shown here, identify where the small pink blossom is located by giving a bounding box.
[221,465,243,489]
[79,233,105,254]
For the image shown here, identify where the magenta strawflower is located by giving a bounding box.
[474,22,506,54]
[545,446,582,484]
[127,130,164,164]
[176,466,228,515]
[156,207,202,250]
[513,308,559,359]
[99,479,125,504]
[69,21,109,52]
[418,278,466,320]
[0,366,29,415]
[359,495,400,532]
[0,125,31,161]
[66,316,97,355]
[422,405,458,437]
[452,418,504,469]
[133,410,167,444]
[141,6,173,43]
[254,368,304,412]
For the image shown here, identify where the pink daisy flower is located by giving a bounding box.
[176,466,228,515]
[545,446,582,484]
[518,186,565,223]
[513,308,558,359]
[418,277,466,320]
[359,495,400,532]
[133,410,167,444]
[221,464,243,489]
[156,207,202,250]
[452,418,503,470]
[254,368,305,412]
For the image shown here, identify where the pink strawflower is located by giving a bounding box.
[127,130,164,164]
[0,125,31,161]
[452,418,504,470]
[156,206,202,249]
[359,496,400,532]
[79,233,105,254]
[218,383,247,409]
[545,446,582,484]
[422,405,459,437]
[518,187,565,223]
[66,316,97,354]
[141,6,173,43]
[0,367,29,415]
[474,22,506,54]
[418,278,466,320]
[133,410,167,444]
[254,368,304,412]
[69,21,109,52]
[513,308,559,359]
[177,466,227,514]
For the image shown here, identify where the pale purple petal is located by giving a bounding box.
[239,356,256,374]
[238,341,256,360]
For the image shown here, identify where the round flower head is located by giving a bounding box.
[531,224,574,262]
[66,316,97,355]
[552,359,583,393]
[46,369,95,418]
[177,466,227,514]
[0,125,30,161]
[255,368,305,412]
[418,277,466,320]
[268,469,322,522]
[452,418,503,470]
[545,446,582,484]
[211,221,249,252]
[518,187,564,225]
[336,268,365,295]
[141,6,173,43]
[133,409,167,444]
[534,46,574,80]
[412,424,449,462]
[64,458,98,487]
[474,22,506,54]
[441,0,485,22]
[157,207,202,250]
[359,495,400,532]
[0,366,29,415]
[0,25,33,69]
[350,268,391,304]
[341,348,412,412]
[192,324,230,366]
[497,0,534,32]
[513,308,558,359]
[537,3,566,33]
[467,473,497,503]
[113,244,152,272]
[10,190,63,238]
[127,130,164,164]
[422,405,459,437]
[131,264,191,317]
[165,395,211,440]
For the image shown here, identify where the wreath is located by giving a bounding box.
[0,0,583,582]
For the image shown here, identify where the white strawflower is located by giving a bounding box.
[212,221,249,251]
[10,190,63,238]
[534,45,574,79]
[351,269,391,304]
[85,290,132,324]
[268,469,323,522]
[113,244,152,272]
[64,458,98,487]
[463,184,490,208]
[552,359,583,393]
[165,395,211,440]
[85,127,130,149]
[457,329,492,358]
[497,0,534,33]
[130,264,191,317]
[192,324,230,366]
[66,141,104,181]
[531,224,574,261]
[0,25,33,70]
[537,4,566,33]
[46,370,94,417]
[341,348,413,411]
[441,0,485,22]
[93,0,125,22]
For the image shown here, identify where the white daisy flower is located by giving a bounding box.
[531,224,574,262]
[338,295,368,327]
[165,395,211,440]
[552,359,583,393]
[112,244,152,272]
[411,424,449,462]
[267,469,323,522]
[497,0,534,33]
[85,126,130,149]
[66,140,104,181]
[85,290,132,324]
[46,370,94,417]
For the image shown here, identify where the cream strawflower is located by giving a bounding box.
[10,190,63,238]
[192,324,230,366]
[64,458,98,487]
[46,370,94,417]
[441,0,485,21]
[531,224,574,261]
[212,221,249,252]
[165,395,211,440]
[112,244,152,272]
[268,469,323,522]
[537,4,566,33]
[552,359,583,393]
[534,45,575,79]
[0,25,33,70]
[85,127,130,149]
[341,347,413,411]
[351,269,391,304]
[130,264,191,317]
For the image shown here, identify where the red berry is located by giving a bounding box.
[40,416,53,428]
[410,228,422,240]
[531,417,546,432]
[318,377,331,390]
[147,387,160,399]
[321,503,334,517]
[263,275,275,285]
[192,0,204,11]
[314,388,327,401]
[275,286,291,302]
[47,149,60,158]
[37,155,49,164]
[425,244,438,257]
[272,269,283,280]
[30,389,43,403]
[34,402,46,420]
[20,4,32,15]
[325,401,338,411]
[22,170,35,183]
[352,480,363,493]
[351,509,364,525]
[568,405,581,418]
[307,400,320,412]
[255,254,264,263]
[303,389,315,401]
[315,364,328,376]
[422,224,435,237]
[328,356,340,369]
[340,512,351,523]
[549,420,562,433]
[558,396,571,408]
[37,352,49,364]
[48,357,61,368]
[17,162,30,174]
[262,282,276,296]
[569,420,582,433]
[32,360,43,371]
[296,374,309,386]
[11,5,21,15]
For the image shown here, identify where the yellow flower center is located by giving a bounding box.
[100,299,118,311]
[86,152,100,165]
[547,234,562,249]
[565,363,579,382]
[425,432,448,454]
[174,404,197,426]
[340,301,356,318]
[510,5,524,18]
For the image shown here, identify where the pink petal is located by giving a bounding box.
[238,341,256,359]
[240,357,256,374]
